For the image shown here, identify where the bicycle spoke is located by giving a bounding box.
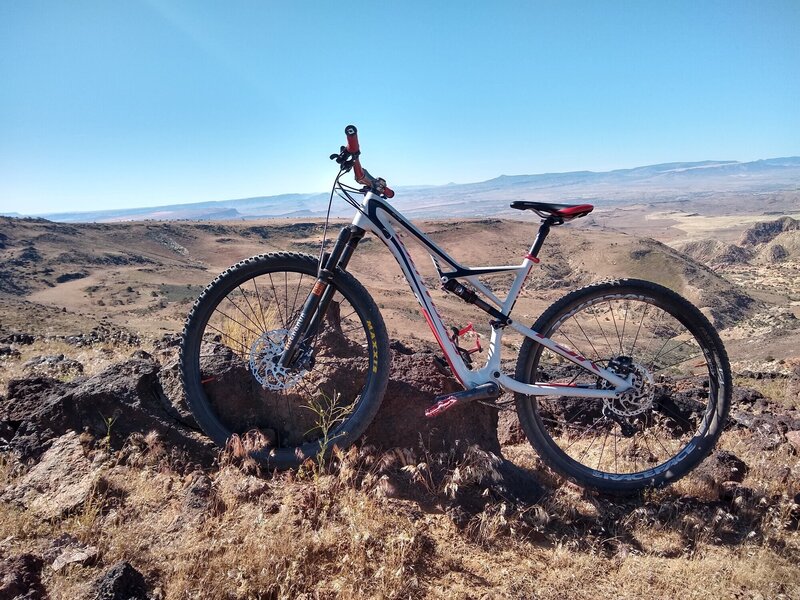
[571,315,603,362]
[252,278,270,333]
[628,303,649,357]
[608,300,623,354]
[521,287,726,482]
[592,307,616,356]
[267,273,286,328]
[236,285,269,334]
[208,310,262,340]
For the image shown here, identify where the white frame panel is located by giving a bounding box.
[351,191,631,397]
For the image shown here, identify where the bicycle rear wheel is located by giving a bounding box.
[514,279,731,493]
[180,252,390,469]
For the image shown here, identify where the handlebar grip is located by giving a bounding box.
[345,124,359,154]
[383,185,395,199]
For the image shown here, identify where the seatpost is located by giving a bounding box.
[528,216,558,260]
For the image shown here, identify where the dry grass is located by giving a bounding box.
[1,429,798,599]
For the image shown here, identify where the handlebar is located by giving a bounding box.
[345,125,359,155]
[342,125,395,199]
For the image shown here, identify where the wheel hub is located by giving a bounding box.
[249,329,307,391]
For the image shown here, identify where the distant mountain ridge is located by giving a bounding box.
[13,156,800,223]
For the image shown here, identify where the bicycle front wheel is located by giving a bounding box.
[514,279,731,493]
[180,252,390,469]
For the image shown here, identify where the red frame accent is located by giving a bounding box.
[525,254,540,263]
[452,322,482,354]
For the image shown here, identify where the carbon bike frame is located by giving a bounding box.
[349,191,631,398]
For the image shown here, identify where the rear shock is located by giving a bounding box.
[442,279,510,325]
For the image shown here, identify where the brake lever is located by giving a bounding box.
[330,146,356,171]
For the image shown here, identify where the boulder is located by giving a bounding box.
[0,553,45,600]
[155,359,199,429]
[93,561,149,600]
[362,347,501,456]
[497,401,526,446]
[1,358,214,464]
[1,431,98,519]
[51,544,98,572]
[693,450,749,486]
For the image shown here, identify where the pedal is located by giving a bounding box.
[425,382,501,418]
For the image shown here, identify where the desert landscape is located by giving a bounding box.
[1,198,799,598]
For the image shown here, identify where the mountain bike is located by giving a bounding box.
[180,125,731,493]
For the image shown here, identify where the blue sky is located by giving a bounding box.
[1,1,798,214]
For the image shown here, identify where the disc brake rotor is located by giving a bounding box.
[601,360,656,417]
[249,329,307,391]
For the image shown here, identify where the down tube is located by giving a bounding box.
[383,232,473,386]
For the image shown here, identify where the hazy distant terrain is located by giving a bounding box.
[11,156,800,223]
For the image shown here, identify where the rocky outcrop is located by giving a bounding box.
[677,239,753,268]
[1,431,99,519]
[363,347,500,455]
[2,344,505,469]
[739,216,800,246]
[727,385,800,450]
[1,357,214,464]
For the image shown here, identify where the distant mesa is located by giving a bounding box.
[6,155,800,223]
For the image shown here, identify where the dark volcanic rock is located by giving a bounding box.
[363,348,500,456]
[1,358,213,464]
[694,450,749,485]
[23,354,84,377]
[63,326,140,348]
[55,271,88,283]
[93,561,149,600]
[497,401,526,445]
[1,431,98,519]
[156,360,199,429]
[0,344,21,359]
[0,553,46,600]
[726,385,800,450]
[0,333,35,345]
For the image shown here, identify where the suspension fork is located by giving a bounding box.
[278,225,365,367]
